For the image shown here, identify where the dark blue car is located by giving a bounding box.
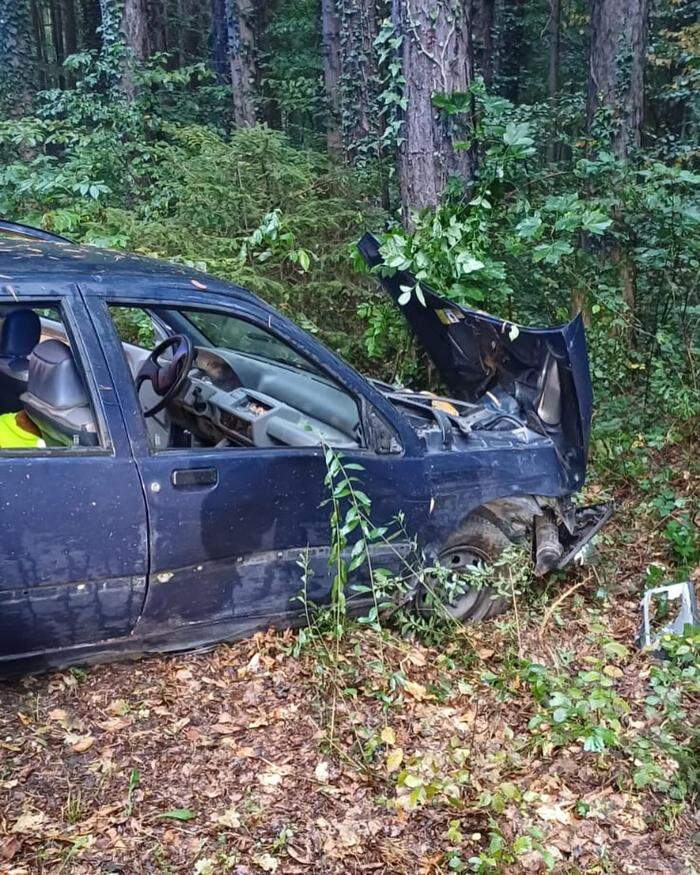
[0,221,610,676]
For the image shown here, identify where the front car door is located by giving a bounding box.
[84,282,428,648]
[0,282,149,674]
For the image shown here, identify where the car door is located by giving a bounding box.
[84,284,428,644]
[0,282,149,667]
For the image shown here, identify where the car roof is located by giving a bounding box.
[0,237,260,303]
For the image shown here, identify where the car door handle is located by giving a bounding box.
[171,467,218,489]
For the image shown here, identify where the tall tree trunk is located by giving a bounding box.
[586,0,648,338]
[495,0,524,102]
[546,0,560,162]
[79,0,101,51]
[31,0,48,89]
[211,0,229,81]
[99,0,150,96]
[62,0,78,59]
[394,0,475,223]
[587,0,648,158]
[0,0,35,116]
[321,0,342,156]
[472,0,495,87]
[147,0,167,54]
[337,0,381,161]
[50,0,66,87]
[225,0,257,126]
[122,0,150,62]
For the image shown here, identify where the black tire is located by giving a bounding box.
[421,515,515,623]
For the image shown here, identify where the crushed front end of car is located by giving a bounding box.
[359,233,612,581]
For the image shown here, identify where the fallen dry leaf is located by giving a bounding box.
[386,747,404,773]
[11,811,45,834]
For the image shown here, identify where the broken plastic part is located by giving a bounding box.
[637,581,699,651]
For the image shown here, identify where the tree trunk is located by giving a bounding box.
[546,0,560,162]
[147,0,167,55]
[122,0,150,62]
[321,0,342,156]
[587,0,648,158]
[495,0,524,102]
[50,0,66,87]
[79,0,101,51]
[211,0,229,81]
[395,0,475,223]
[471,0,495,87]
[62,0,78,58]
[225,0,257,126]
[337,0,381,161]
[98,0,149,96]
[31,0,48,89]
[0,0,35,116]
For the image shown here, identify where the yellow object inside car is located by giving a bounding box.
[0,412,45,449]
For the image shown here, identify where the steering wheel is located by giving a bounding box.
[136,334,195,417]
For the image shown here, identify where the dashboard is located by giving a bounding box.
[176,348,360,449]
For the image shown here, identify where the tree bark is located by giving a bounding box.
[587,0,649,158]
[471,0,495,87]
[394,0,475,223]
[321,0,342,156]
[337,0,381,161]
[225,0,257,126]
[0,0,35,116]
[122,0,150,63]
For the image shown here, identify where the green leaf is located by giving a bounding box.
[503,122,534,148]
[552,707,569,723]
[515,214,542,239]
[581,210,612,235]
[158,808,197,821]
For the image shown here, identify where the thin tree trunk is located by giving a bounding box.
[321,0,342,156]
[495,0,524,102]
[546,0,560,162]
[472,0,495,87]
[394,0,475,224]
[50,0,66,86]
[225,0,257,126]
[587,0,648,158]
[31,0,48,89]
[211,0,229,81]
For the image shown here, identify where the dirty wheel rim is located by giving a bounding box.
[432,543,490,618]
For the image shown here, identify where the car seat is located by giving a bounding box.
[21,340,98,446]
[0,309,41,411]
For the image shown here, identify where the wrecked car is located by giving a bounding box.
[0,221,610,676]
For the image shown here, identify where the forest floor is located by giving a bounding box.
[1,439,698,875]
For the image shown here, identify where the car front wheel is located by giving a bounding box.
[422,515,517,623]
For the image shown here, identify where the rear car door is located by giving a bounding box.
[0,282,149,670]
[84,285,426,646]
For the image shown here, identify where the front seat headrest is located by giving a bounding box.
[26,339,89,410]
[0,309,41,359]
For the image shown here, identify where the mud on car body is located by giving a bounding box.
[0,221,610,676]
